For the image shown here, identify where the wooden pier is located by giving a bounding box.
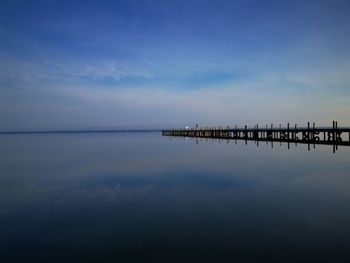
[162,121,350,153]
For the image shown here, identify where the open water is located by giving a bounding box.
[1,132,350,262]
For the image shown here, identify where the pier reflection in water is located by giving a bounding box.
[0,132,350,262]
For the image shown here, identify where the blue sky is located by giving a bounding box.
[1,0,350,130]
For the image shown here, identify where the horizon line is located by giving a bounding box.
[0,129,161,135]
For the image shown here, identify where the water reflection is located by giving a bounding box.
[0,132,350,262]
[164,130,350,153]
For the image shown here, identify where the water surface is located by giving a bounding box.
[1,132,350,262]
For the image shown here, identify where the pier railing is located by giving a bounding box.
[162,121,350,153]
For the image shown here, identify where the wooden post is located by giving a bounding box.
[287,124,290,148]
[336,121,338,141]
[336,121,338,142]
[271,124,273,139]
[279,123,282,145]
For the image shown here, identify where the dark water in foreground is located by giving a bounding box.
[1,132,350,262]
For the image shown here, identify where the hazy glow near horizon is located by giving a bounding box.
[1,0,350,130]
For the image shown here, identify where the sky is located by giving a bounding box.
[1,0,350,130]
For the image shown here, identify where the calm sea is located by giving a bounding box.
[1,132,350,262]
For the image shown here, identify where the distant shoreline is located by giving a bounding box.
[0,129,161,135]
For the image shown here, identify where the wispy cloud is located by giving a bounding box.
[50,60,154,81]
[0,55,154,87]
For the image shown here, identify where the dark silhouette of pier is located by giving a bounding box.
[162,121,350,153]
